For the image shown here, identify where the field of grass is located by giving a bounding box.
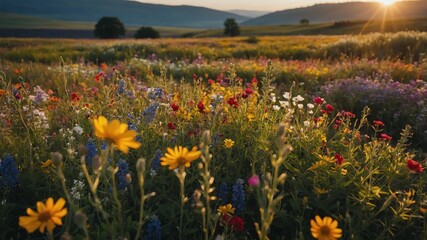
[0,13,204,38]
[0,32,426,239]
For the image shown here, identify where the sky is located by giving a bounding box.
[134,0,381,11]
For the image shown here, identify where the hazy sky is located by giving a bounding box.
[134,0,379,11]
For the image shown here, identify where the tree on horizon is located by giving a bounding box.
[224,18,240,37]
[94,17,126,39]
[134,26,160,39]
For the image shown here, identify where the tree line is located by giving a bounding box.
[94,17,242,39]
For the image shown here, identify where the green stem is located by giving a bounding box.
[81,155,109,221]
[17,105,33,169]
[109,145,124,236]
[178,165,186,240]
[46,231,54,240]
[135,171,146,240]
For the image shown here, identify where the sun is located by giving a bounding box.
[378,0,396,6]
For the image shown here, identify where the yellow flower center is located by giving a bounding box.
[320,226,331,236]
[38,211,51,222]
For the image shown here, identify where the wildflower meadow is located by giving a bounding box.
[0,32,426,239]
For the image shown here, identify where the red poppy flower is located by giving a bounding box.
[95,72,104,82]
[373,120,385,127]
[343,111,355,118]
[170,102,179,111]
[197,101,205,113]
[407,159,423,173]
[221,214,244,232]
[245,88,253,95]
[227,97,239,108]
[313,96,324,105]
[251,77,258,86]
[321,104,334,114]
[168,122,176,130]
[71,92,80,102]
[334,153,345,165]
[380,134,392,140]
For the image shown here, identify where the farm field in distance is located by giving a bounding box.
[0,31,426,239]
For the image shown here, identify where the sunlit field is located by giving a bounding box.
[0,32,426,239]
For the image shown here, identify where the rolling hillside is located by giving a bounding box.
[243,1,427,26]
[0,0,249,28]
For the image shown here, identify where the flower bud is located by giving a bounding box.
[125,173,132,184]
[50,152,63,168]
[78,144,87,156]
[248,174,260,187]
[73,210,88,228]
[200,130,211,147]
[136,158,146,174]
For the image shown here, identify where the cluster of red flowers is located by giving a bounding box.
[197,101,205,113]
[227,97,239,108]
[94,72,104,83]
[71,92,80,102]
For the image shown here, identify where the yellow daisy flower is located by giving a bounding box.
[217,204,235,215]
[224,139,235,148]
[310,215,342,240]
[19,197,68,234]
[160,146,201,170]
[93,116,141,154]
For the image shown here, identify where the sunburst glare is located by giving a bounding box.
[378,0,396,6]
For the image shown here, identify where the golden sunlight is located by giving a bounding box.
[378,0,396,6]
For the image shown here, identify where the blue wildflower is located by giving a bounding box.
[101,142,107,150]
[85,138,98,166]
[150,149,163,171]
[128,122,141,142]
[142,103,159,124]
[144,215,161,240]
[0,155,19,188]
[116,159,129,190]
[117,79,126,95]
[126,90,135,99]
[232,179,245,215]
[149,88,163,100]
[217,182,229,203]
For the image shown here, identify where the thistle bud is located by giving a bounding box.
[78,144,87,156]
[136,158,146,174]
[73,210,88,228]
[50,152,63,168]
[125,173,132,184]
[200,130,211,147]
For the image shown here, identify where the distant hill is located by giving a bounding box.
[242,1,427,26]
[227,10,271,18]
[0,0,249,28]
